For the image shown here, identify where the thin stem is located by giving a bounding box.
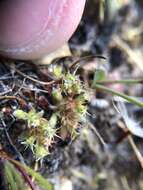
[0,119,25,165]
[93,84,143,107]
[96,79,143,85]
[70,55,106,70]
[0,95,24,104]
[15,68,60,86]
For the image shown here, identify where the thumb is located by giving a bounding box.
[0,0,86,60]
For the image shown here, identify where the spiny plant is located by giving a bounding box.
[14,63,88,160]
[14,109,57,160]
[50,64,89,138]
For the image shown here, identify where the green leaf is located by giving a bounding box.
[3,158,53,190]
[94,84,143,108]
[23,164,53,190]
[92,69,106,86]
[4,161,27,190]
[5,162,17,190]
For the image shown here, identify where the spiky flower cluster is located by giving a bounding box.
[51,65,88,138]
[14,109,57,160]
[14,64,88,160]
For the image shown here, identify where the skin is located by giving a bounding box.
[0,0,86,60]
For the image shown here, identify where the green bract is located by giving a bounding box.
[14,109,57,160]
